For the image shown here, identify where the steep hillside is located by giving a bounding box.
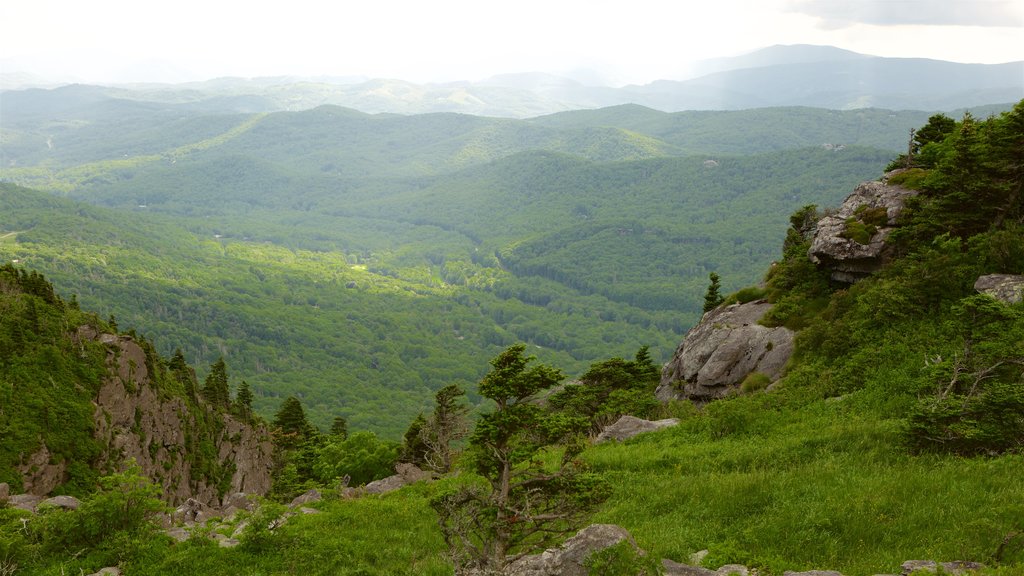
[0,264,272,504]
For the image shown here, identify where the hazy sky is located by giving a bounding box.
[2,0,1022,85]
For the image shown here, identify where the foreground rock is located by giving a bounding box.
[506,524,638,576]
[595,415,680,443]
[657,301,794,403]
[808,176,917,283]
[975,274,1024,305]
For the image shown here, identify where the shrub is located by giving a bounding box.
[740,372,772,394]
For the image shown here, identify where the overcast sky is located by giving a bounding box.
[2,0,1022,85]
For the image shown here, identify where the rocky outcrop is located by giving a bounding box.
[5,326,274,506]
[808,176,917,283]
[595,415,679,443]
[975,274,1024,304]
[505,524,638,576]
[85,330,274,506]
[657,301,794,402]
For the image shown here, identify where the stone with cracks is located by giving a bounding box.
[505,524,638,576]
[808,176,917,284]
[657,301,794,403]
[595,415,680,443]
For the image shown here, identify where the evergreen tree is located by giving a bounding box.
[330,415,349,439]
[400,413,429,466]
[433,344,609,573]
[272,396,313,449]
[168,349,197,400]
[703,272,725,313]
[201,357,230,409]
[234,380,254,421]
[421,384,469,473]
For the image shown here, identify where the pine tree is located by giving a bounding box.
[433,344,609,573]
[703,272,725,313]
[330,416,349,439]
[272,396,312,449]
[420,384,469,473]
[234,380,254,421]
[201,357,230,409]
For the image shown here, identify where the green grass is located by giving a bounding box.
[583,394,1024,575]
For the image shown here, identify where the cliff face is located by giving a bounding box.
[656,301,794,403]
[807,175,917,283]
[18,326,273,506]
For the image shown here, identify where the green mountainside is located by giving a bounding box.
[0,97,908,435]
[1,101,1021,576]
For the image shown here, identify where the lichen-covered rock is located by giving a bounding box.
[808,176,917,283]
[657,301,794,402]
[505,524,637,576]
[595,415,679,443]
[16,443,66,496]
[974,274,1024,305]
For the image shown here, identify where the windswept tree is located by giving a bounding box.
[421,383,470,474]
[432,344,610,574]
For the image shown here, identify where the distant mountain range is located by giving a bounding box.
[3,45,1021,116]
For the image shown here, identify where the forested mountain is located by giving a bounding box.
[2,99,1021,576]
[0,95,917,435]
[3,45,1020,117]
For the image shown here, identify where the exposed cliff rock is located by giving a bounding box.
[85,328,273,506]
[974,274,1024,305]
[656,301,794,403]
[8,326,274,505]
[808,175,917,283]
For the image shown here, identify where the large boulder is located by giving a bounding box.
[808,176,917,283]
[595,415,679,443]
[974,274,1024,305]
[505,524,638,576]
[657,301,794,403]
[38,495,81,511]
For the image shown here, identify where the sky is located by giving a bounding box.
[1,0,1023,86]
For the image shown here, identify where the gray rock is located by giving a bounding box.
[9,494,41,513]
[38,495,81,511]
[657,301,794,402]
[164,526,190,542]
[395,462,433,483]
[288,488,321,508]
[974,274,1024,305]
[808,177,917,283]
[716,565,750,576]
[900,560,985,575]
[0,482,8,503]
[662,558,717,575]
[595,415,680,443]
[363,474,407,495]
[784,571,844,576]
[86,568,121,576]
[299,506,320,514]
[174,497,210,523]
[224,491,256,511]
[218,537,240,548]
[505,524,637,576]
